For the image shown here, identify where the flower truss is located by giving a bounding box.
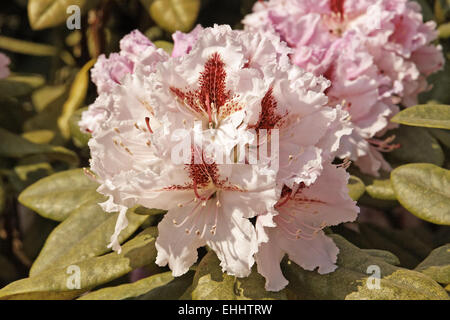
[243,0,444,176]
[82,25,359,290]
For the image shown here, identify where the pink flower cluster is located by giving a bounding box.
[243,0,444,175]
[81,26,359,291]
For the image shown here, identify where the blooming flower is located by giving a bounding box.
[85,25,357,281]
[243,0,444,176]
[79,30,169,134]
[0,53,11,79]
[256,163,359,291]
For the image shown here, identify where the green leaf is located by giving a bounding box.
[69,107,91,147]
[282,234,448,300]
[347,175,365,201]
[25,85,70,138]
[362,249,401,266]
[137,271,194,300]
[438,22,450,39]
[0,228,158,300]
[32,85,67,113]
[58,59,95,139]
[190,251,288,300]
[14,161,54,187]
[358,223,432,269]
[366,179,396,201]
[18,168,99,221]
[27,0,98,30]
[78,271,174,300]
[0,74,45,97]
[386,126,444,166]
[22,130,55,145]
[30,200,150,276]
[153,40,174,54]
[0,128,78,165]
[146,0,201,33]
[0,36,57,56]
[391,163,450,225]
[415,244,450,285]
[350,168,396,201]
[391,104,450,130]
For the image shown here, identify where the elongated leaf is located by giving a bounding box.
[0,36,57,56]
[146,0,201,33]
[18,168,100,221]
[190,251,287,300]
[391,163,450,225]
[58,59,95,139]
[32,85,67,113]
[0,128,78,165]
[30,200,150,276]
[391,105,450,129]
[28,0,98,30]
[386,126,444,166]
[79,271,174,300]
[282,235,448,300]
[0,228,158,300]
[0,74,45,97]
[347,175,365,201]
[415,244,450,285]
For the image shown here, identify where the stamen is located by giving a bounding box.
[368,135,400,152]
[145,117,153,134]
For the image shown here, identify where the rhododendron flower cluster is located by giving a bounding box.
[0,53,10,79]
[243,0,444,176]
[82,25,359,291]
